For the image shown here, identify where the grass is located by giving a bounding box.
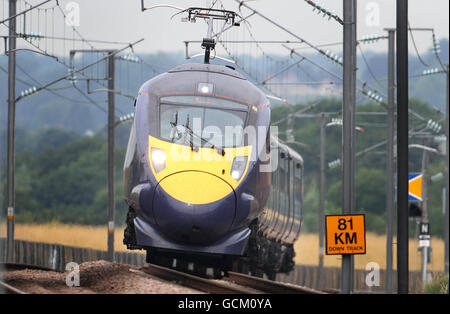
[0,222,130,253]
[423,274,449,294]
[1,223,446,271]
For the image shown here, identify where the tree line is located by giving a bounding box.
[0,97,447,238]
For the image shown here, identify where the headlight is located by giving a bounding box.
[198,83,214,94]
[151,148,166,173]
[230,156,248,181]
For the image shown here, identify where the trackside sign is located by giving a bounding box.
[325,214,366,255]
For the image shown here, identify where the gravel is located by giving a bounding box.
[2,260,202,294]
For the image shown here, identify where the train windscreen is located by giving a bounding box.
[159,99,248,148]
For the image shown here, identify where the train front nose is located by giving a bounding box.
[152,171,236,244]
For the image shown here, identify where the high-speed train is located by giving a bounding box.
[122,62,304,278]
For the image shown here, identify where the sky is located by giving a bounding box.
[1,0,449,57]
[68,0,450,54]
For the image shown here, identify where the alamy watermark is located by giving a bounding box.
[364,2,380,27]
[163,119,279,173]
[65,262,80,287]
[365,262,380,287]
[65,2,80,27]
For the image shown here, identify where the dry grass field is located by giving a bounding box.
[0,223,130,253]
[1,223,445,271]
[294,232,445,272]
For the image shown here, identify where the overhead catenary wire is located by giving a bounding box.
[13,33,135,45]
[213,7,444,114]
[303,0,343,25]
[0,61,111,114]
[10,38,145,103]
[205,0,287,101]
[204,3,348,102]
[0,0,52,25]
[357,44,385,90]
[13,63,100,104]
[284,44,440,124]
[220,0,340,100]
[431,29,446,71]
[1,1,149,103]
[408,21,430,68]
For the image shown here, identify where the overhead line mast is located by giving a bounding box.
[341,0,357,294]
[396,0,409,294]
[6,0,17,263]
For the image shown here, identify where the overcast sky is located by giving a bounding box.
[1,0,448,56]
[70,0,449,55]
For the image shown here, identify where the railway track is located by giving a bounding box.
[0,263,56,272]
[224,271,326,294]
[136,263,327,294]
[0,263,50,294]
[0,280,27,294]
[135,264,256,294]
[1,261,328,294]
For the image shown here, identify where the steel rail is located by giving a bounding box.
[139,264,256,294]
[224,271,327,294]
[0,280,27,294]
[0,262,56,272]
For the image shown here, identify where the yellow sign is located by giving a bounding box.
[325,215,366,255]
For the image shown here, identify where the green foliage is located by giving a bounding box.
[1,95,446,237]
[272,98,447,237]
[301,177,319,233]
[423,274,449,294]
[1,130,128,226]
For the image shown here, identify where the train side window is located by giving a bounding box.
[286,157,291,215]
[290,157,295,214]
[271,163,278,213]
[267,183,273,209]
[279,156,286,191]
[294,163,303,219]
[280,154,289,215]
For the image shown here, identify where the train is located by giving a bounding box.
[122,61,304,279]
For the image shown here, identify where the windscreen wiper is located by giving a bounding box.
[169,111,179,142]
[169,113,224,156]
[184,115,196,152]
[184,124,225,156]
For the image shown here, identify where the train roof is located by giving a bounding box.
[139,62,266,107]
[168,63,246,80]
[271,135,304,165]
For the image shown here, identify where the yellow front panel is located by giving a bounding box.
[148,136,252,204]
[159,171,233,204]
